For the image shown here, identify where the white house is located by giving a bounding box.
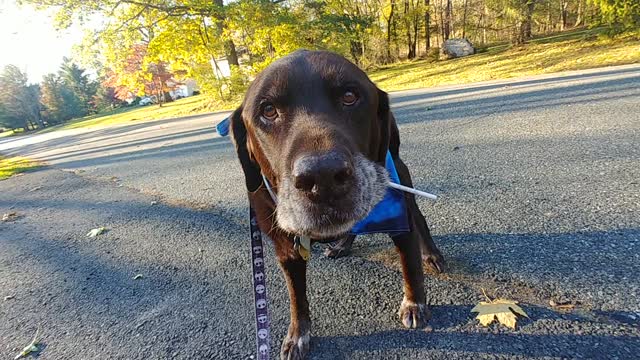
[169,78,198,99]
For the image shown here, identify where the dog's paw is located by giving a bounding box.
[280,329,310,360]
[398,297,431,329]
[422,251,445,274]
[323,244,351,258]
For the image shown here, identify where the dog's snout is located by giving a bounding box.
[293,152,354,199]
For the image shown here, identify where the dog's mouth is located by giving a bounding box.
[275,153,389,239]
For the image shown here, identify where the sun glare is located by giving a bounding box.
[0,1,84,83]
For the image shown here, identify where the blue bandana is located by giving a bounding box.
[217,118,409,236]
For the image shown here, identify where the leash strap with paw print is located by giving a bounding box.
[250,206,271,359]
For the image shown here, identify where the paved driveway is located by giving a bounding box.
[1,65,639,359]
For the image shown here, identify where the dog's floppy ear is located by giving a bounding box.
[229,107,262,192]
[376,88,401,162]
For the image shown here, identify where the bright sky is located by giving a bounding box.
[0,0,88,83]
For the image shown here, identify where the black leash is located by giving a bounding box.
[250,206,271,359]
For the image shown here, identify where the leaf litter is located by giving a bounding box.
[549,299,578,312]
[14,326,40,359]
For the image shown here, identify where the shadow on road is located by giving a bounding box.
[390,65,639,105]
[312,327,638,359]
[3,67,637,175]
[393,72,640,124]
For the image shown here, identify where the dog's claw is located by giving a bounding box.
[324,236,354,259]
[422,252,445,274]
[398,298,431,329]
[280,329,310,360]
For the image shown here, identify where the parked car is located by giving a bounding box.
[139,96,155,106]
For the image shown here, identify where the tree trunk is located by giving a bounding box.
[483,4,488,43]
[438,0,444,48]
[424,0,430,50]
[225,41,239,66]
[393,0,400,58]
[350,40,364,64]
[524,0,535,39]
[547,1,553,32]
[404,0,416,59]
[514,20,526,45]
[387,0,396,61]
[213,0,239,66]
[444,0,452,40]
[462,0,468,38]
[575,0,584,26]
[560,0,568,31]
[413,11,419,57]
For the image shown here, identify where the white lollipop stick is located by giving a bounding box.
[388,182,438,200]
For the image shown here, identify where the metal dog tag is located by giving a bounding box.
[294,236,311,261]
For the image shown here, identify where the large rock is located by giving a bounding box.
[440,38,475,60]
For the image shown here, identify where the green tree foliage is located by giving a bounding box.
[94,84,126,111]
[40,73,76,124]
[39,59,97,124]
[589,0,640,32]
[58,57,97,114]
[20,0,639,110]
[0,65,43,130]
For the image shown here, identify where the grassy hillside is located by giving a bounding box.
[38,95,212,133]
[370,28,640,91]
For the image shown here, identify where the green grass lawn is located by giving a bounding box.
[9,27,640,135]
[0,156,41,180]
[39,95,212,133]
[0,130,16,138]
[370,28,640,91]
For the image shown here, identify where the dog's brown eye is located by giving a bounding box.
[342,90,358,106]
[261,103,278,121]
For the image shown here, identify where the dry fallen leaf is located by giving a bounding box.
[14,327,40,359]
[2,212,18,222]
[471,294,529,329]
[549,299,577,312]
[86,227,106,237]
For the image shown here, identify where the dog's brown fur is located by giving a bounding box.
[230,50,444,359]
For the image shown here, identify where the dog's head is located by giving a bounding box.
[230,50,393,239]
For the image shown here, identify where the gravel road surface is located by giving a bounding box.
[1,65,639,359]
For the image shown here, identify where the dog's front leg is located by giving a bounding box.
[393,157,445,273]
[391,230,431,329]
[275,242,311,360]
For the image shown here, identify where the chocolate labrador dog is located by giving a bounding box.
[229,50,444,359]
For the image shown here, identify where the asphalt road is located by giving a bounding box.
[1,65,639,359]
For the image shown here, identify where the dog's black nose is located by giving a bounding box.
[293,152,354,200]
